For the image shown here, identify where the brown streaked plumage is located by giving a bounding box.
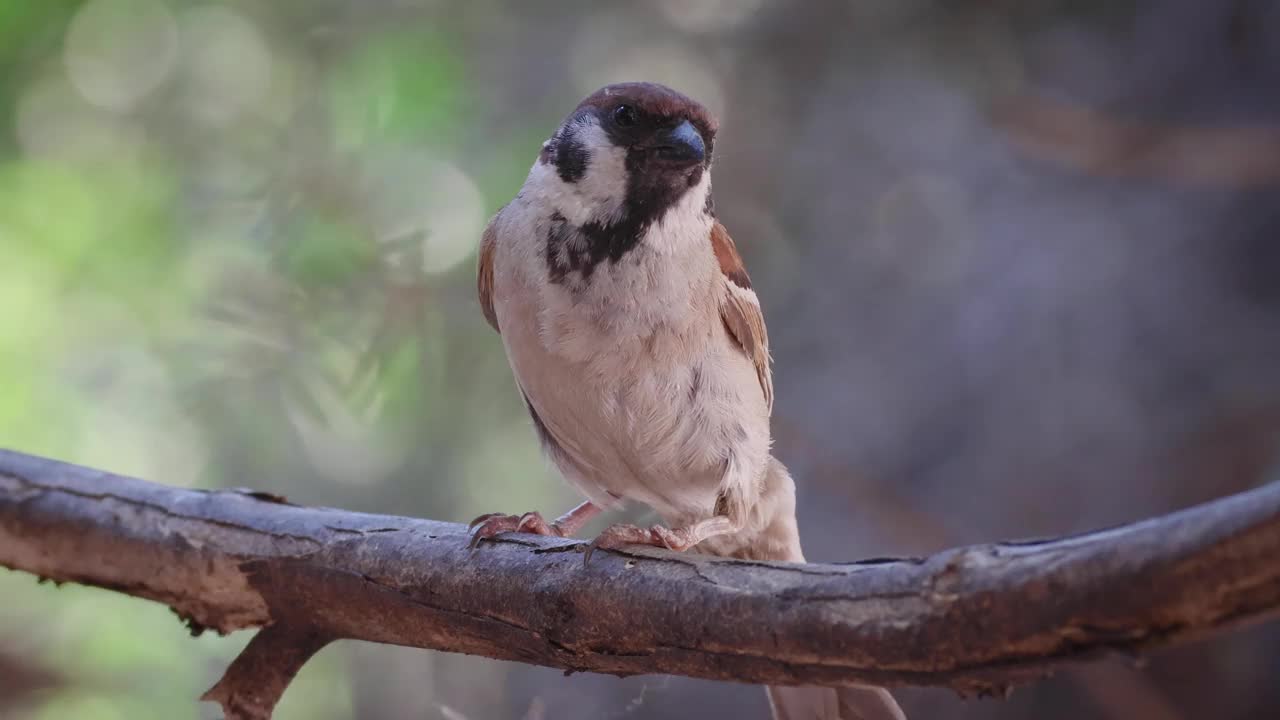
[711,220,752,290]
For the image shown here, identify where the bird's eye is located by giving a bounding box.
[613,104,638,127]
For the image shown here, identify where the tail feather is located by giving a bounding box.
[767,685,906,720]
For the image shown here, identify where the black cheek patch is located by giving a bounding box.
[553,133,590,183]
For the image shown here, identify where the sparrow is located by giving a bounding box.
[468,82,906,720]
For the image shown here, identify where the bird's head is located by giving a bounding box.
[536,82,718,230]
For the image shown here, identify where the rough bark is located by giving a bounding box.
[2,448,1279,719]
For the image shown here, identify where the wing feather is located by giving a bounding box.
[710,222,773,413]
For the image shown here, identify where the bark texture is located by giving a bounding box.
[2,448,1279,718]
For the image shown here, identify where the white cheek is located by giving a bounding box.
[523,120,627,227]
[574,122,628,222]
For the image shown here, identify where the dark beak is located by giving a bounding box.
[650,120,705,165]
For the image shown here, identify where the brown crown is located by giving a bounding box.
[574,82,719,141]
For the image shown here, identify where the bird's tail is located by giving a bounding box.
[748,458,908,720]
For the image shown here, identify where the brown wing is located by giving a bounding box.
[477,220,499,333]
[710,222,773,413]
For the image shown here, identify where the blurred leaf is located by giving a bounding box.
[327,28,462,149]
[279,213,377,288]
[0,161,183,323]
[0,2,83,153]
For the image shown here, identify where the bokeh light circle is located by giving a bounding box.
[63,0,179,112]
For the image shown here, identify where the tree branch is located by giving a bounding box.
[2,448,1279,719]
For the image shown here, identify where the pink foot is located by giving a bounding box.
[583,523,696,565]
[467,511,564,549]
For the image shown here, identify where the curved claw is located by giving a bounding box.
[467,512,507,531]
[466,511,563,549]
[515,512,560,536]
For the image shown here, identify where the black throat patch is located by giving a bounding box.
[543,154,705,288]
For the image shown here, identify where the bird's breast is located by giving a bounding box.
[490,198,766,519]
[497,279,764,520]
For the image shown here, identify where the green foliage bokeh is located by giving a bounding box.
[0,2,564,717]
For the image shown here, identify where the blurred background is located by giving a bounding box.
[2,0,1279,718]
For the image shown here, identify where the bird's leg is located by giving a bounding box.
[544,501,602,535]
[467,500,600,548]
[583,515,738,565]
